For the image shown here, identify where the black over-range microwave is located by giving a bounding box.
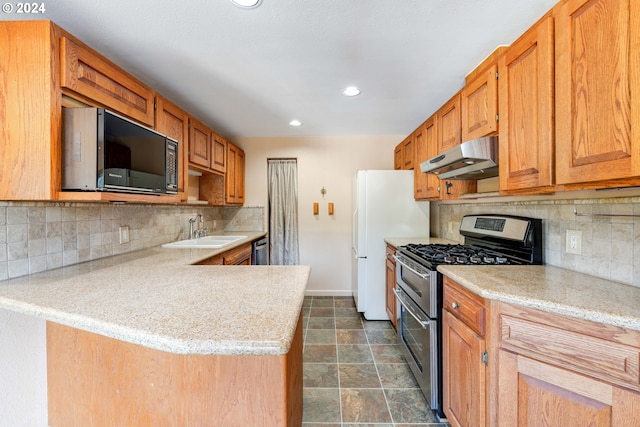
[62,107,178,195]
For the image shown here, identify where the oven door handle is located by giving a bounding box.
[393,287,430,329]
[395,255,430,280]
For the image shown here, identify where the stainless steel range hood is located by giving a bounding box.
[420,136,498,180]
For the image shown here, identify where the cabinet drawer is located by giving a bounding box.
[223,243,252,265]
[60,37,155,126]
[500,313,640,391]
[443,277,486,337]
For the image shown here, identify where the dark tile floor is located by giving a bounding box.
[301,295,450,427]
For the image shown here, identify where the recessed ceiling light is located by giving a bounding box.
[342,86,361,97]
[289,120,302,127]
[230,0,262,9]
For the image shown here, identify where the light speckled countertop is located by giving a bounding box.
[438,265,640,332]
[0,232,312,356]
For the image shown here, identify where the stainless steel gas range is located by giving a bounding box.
[394,214,543,419]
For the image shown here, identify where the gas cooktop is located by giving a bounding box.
[397,214,544,268]
[402,243,520,265]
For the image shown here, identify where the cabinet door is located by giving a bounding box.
[555,0,640,185]
[414,116,441,200]
[225,142,245,205]
[437,93,462,153]
[385,245,397,328]
[443,310,486,427]
[188,118,211,170]
[211,133,227,174]
[499,15,555,193]
[461,64,498,140]
[402,135,414,170]
[498,350,640,427]
[155,97,188,195]
[394,144,403,169]
[60,37,155,126]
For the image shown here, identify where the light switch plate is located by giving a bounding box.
[119,226,130,244]
[565,230,582,255]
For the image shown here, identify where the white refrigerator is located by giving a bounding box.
[351,170,429,320]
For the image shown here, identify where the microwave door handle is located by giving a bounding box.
[393,288,429,329]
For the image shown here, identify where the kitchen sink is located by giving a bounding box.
[161,235,247,249]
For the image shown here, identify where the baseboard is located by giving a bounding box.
[304,290,353,297]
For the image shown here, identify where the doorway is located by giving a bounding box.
[267,159,299,265]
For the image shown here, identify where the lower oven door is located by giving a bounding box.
[394,286,439,412]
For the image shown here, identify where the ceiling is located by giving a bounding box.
[8,0,557,138]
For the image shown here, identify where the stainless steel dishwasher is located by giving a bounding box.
[251,236,268,265]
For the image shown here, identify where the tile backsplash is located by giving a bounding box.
[436,197,640,288]
[0,202,264,281]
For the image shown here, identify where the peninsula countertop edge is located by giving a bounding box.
[0,232,312,356]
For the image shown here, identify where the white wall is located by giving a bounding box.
[236,135,403,295]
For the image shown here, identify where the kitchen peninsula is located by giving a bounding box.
[0,239,310,427]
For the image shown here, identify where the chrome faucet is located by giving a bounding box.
[188,214,208,239]
[188,214,202,239]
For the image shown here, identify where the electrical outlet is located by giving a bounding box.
[565,230,582,255]
[119,226,130,244]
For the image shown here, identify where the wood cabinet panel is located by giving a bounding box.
[402,135,414,170]
[385,244,397,328]
[498,350,640,427]
[461,63,498,140]
[156,96,188,196]
[414,117,441,200]
[47,317,303,427]
[226,142,245,205]
[443,310,487,427]
[0,21,59,200]
[499,14,555,193]
[555,0,640,185]
[188,118,212,169]
[500,313,640,391]
[60,37,155,127]
[394,144,402,170]
[443,277,486,336]
[437,93,462,153]
[211,133,227,174]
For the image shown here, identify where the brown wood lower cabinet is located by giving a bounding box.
[195,242,252,265]
[443,277,640,427]
[47,316,303,427]
[442,278,487,427]
[498,350,640,426]
[385,244,397,328]
[495,301,640,427]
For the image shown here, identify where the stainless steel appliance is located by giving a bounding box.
[62,107,179,195]
[421,136,498,180]
[251,237,268,265]
[394,214,543,419]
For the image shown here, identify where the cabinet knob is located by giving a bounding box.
[451,302,459,309]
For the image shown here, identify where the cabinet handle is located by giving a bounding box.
[451,302,459,309]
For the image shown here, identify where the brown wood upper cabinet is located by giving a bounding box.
[226,142,245,205]
[498,14,555,194]
[461,63,498,141]
[554,0,640,188]
[437,92,462,153]
[435,92,477,199]
[394,135,414,170]
[188,117,212,170]
[60,36,155,127]
[414,116,441,200]
[211,133,227,174]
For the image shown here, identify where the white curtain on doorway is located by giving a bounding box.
[268,159,299,265]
